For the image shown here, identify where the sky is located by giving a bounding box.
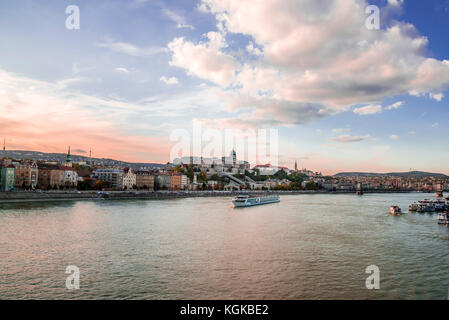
[0,0,448,174]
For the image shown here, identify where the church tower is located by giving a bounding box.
[230,149,236,165]
[294,160,298,172]
[65,146,72,167]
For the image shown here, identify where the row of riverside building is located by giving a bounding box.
[94,168,156,190]
[92,168,189,190]
[0,160,190,191]
[0,147,189,191]
[0,160,78,191]
[5,147,446,193]
[0,158,80,191]
[0,148,319,192]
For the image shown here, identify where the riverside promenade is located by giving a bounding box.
[0,189,414,203]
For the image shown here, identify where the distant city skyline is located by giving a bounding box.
[1,0,449,175]
[2,147,449,179]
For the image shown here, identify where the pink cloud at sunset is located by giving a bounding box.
[0,68,172,163]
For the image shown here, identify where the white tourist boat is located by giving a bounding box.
[232,194,280,207]
[437,212,448,225]
[389,205,402,215]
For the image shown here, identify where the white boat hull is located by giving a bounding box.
[233,195,280,207]
[437,213,448,224]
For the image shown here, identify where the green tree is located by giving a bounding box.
[305,181,316,190]
[199,171,207,183]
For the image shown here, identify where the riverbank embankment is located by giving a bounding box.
[0,189,416,203]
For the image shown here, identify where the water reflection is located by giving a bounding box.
[0,193,448,299]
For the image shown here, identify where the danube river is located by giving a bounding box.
[0,193,448,299]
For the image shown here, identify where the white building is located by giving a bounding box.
[253,164,280,175]
[122,168,136,190]
[173,150,250,171]
[180,174,189,189]
[207,180,218,187]
[61,166,78,188]
[297,168,318,177]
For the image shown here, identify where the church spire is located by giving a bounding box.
[230,149,236,165]
[65,146,72,167]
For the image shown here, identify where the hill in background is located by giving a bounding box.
[334,171,449,179]
[0,150,165,169]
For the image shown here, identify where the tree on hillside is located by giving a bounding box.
[93,180,109,190]
[174,166,185,173]
[305,181,316,190]
[199,171,207,182]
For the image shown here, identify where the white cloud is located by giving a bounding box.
[388,0,404,7]
[331,134,371,143]
[332,128,351,133]
[389,134,399,140]
[432,122,439,128]
[385,101,404,110]
[96,40,165,56]
[55,77,88,89]
[168,0,449,127]
[115,67,130,73]
[408,131,416,135]
[177,24,195,30]
[353,105,382,115]
[168,33,240,86]
[160,76,179,85]
[410,90,445,101]
[162,8,195,30]
[429,92,444,101]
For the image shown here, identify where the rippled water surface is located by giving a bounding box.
[0,193,448,299]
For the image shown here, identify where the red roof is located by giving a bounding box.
[59,166,75,171]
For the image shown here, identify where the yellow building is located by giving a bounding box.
[170,173,188,190]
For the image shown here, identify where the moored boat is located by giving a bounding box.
[418,200,434,212]
[390,205,402,215]
[434,202,446,211]
[416,204,425,213]
[233,194,280,207]
[437,212,448,225]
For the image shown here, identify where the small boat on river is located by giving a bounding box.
[409,203,418,212]
[389,205,402,215]
[437,212,448,225]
